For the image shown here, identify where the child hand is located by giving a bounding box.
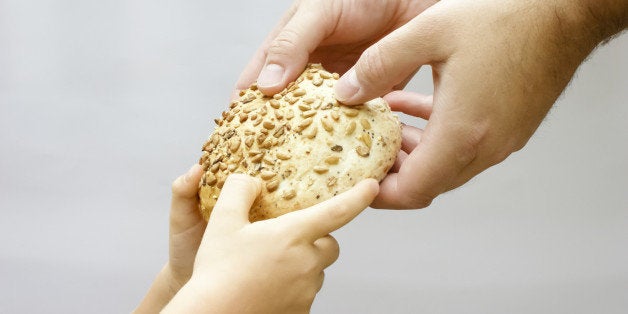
[134,164,207,313]
[164,174,379,314]
[167,164,206,291]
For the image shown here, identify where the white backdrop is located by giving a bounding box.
[1,1,626,313]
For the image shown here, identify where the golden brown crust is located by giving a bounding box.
[198,64,401,222]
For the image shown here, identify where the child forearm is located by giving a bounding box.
[133,264,178,314]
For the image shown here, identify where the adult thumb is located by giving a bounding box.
[256,1,333,95]
[335,14,446,104]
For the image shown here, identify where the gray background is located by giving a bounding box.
[1,1,626,313]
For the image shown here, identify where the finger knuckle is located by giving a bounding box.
[491,144,515,165]
[489,137,527,165]
[403,191,434,209]
[469,121,528,167]
[267,28,301,58]
[171,176,184,194]
[324,203,350,223]
[225,173,259,193]
[328,240,340,263]
[447,122,488,168]
[510,137,528,153]
[275,225,295,241]
[356,43,390,88]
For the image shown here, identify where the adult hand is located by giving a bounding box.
[235,0,438,95]
[237,0,626,209]
[163,174,379,314]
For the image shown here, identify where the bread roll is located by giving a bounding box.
[198,64,401,221]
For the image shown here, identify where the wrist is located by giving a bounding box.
[162,263,189,298]
[162,276,223,314]
[134,264,180,314]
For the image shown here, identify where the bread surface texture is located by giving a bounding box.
[198,64,401,221]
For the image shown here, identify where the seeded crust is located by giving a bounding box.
[198,64,401,222]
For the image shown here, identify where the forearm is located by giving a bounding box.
[160,282,206,314]
[512,0,626,101]
[161,279,224,314]
[577,0,628,41]
[545,0,626,51]
[133,264,178,314]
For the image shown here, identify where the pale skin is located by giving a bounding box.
[134,0,625,310]
[236,0,627,209]
[134,164,379,313]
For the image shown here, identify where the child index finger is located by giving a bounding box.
[279,179,379,241]
[210,174,262,230]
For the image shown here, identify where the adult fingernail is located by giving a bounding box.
[257,64,285,89]
[335,68,360,103]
